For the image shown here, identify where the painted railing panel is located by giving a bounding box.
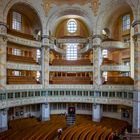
[7,34,41,48]
[101,65,130,72]
[49,66,93,72]
[7,62,41,71]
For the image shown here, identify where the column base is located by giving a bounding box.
[41,117,50,121]
[0,126,8,132]
[133,128,140,133]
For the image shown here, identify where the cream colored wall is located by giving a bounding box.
[7,9,33,35]
[54,19,89,38]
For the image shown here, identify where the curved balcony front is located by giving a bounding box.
[101,40,128,49]
[0,90,133,110]
[49,66,93,72]
[101,65,130,72]
[7,34,41,48]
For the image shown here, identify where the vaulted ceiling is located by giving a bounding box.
[42,0,100,16]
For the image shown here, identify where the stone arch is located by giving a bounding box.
[2,0,44,31]
[46,6,93,36]
[95,0,136,35]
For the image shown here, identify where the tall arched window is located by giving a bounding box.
[12,11,22,31]
[66,43,78,60]
[122,14,130,31]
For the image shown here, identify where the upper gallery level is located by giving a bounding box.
[0,1,135,88]
[7,3,42,41]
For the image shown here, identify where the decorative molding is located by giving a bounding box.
[92,0,100,16]
[0,95,132,110]
[48,84,93,90]
[100,85,134,91]
[42,0,100,16]
[42,0,91,15]
[101,41,126,49]
[101,65,130,72]
[57,38,88,44]
[0,97,47,110]
[93,37,101,46]
[7,34,42,48]
[6,84,43,90]
[79,44,93,53]
[0,23,7,37]
[49,66,93,72]
[7,62,41,71]
[48,84,134,91]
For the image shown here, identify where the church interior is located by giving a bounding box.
[0,0,140,140]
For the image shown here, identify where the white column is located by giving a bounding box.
[42,35,50,88]
[133,92,140,133]
[92,104,102,122]
[41,103,50,121]
[0,109,8,132]
[132,20,140,133]
[93,35,102,85]
[0,23,7,90]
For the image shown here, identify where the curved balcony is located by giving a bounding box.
[50,76,92,84]
[78,44,92,53]
[6,84,43,90]
[101,65,130,72]
[48,84,134,91]
[50,44,65,54]
[101,40,127,49]
[7,54,38,64]
[47,96,132,107]
[49,66,93,72]
[103,77,134,85]
[51,59,92,66]
[0,90,133,109]
[7,34,41,48]
[57,38,88,44]
[7,76,39,85]
[5,84,134,91]
[7,62,41,71]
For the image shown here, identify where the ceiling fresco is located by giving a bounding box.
[42,0,100,16]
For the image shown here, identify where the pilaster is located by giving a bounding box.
[132,20,140,133]
[92,104,103,122]
[0,22,7,91]
[0,109,8,132]
[41,103,50,121]
[42,35,50,88]
[92,35,102,85]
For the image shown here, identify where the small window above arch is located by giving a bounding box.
[67,19,77,33]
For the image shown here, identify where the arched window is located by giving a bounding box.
[67,19,77,33]
[12,11,22,31]
[122,14,130,31]
[66,43,77,60]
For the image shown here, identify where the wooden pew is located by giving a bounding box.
[7,54,37,64]
[94,127,107,140]
[7,76,38,84]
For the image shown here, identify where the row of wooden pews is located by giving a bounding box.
[60,124,112,140]
[0,115,128,140]
[51,76,92,84]
[52,59,92,66]
[104,76,134,85]
[7,54,37,64]
[7,76,39,84]
[102,58,118,65]
[8,29,36,41]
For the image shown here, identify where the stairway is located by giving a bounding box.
[66,115,76,126]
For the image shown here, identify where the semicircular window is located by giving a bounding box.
[67,19,77,33]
